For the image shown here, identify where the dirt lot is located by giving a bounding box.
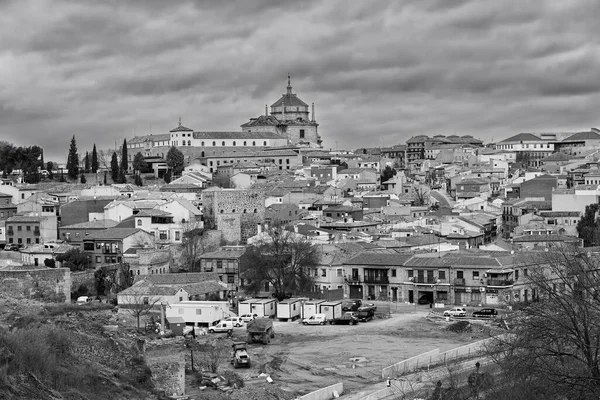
[204,304,497,398]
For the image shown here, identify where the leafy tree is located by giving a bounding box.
[110,152,119,182]
[44,258,56,268]
[94,269,107,296]
[132,152,148,174]
[46,161,54,179]
[381,165,396,183]
[181,222,205,271]
[166,146,185,176]
[244,225,318,301]
[84,151,90,173]
[91,144,99,173]
[66,135,79,179]
[121,139,128,173]
[576,204,600,247]
[55,248,89,271]
[80,173,86,184]
[486,249,600,399]
[163,170,171,183]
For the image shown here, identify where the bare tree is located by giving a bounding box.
[413,184,430,206]
[121,294,159,329]
[104,263,135,302]
[485,247,600,399]
[244,225,318,300]
[180,220,206,271]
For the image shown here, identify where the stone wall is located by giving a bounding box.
[0,267,71,302]
[203,189,265,244]
[71,270,96,295]
[146,354,185,396]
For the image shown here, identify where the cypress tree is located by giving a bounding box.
[110,152,119,182]
[91,144,99,173]
[121,139,128,173]
[84,151,91,173]
[67,135,79,179]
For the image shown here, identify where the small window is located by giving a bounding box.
[233,141,236,146]
[222,141,225,146]
[299,129,305,139]
[196,309,202,315]
[438,271,446,280]
[212,141,216,146]
[244,141,247,146]
[473,271,480,279]
[252,141,256,146]
[391,269,396,277]
[137,219,142,226]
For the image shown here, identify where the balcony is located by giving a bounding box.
[364,276,389,284]
[7,229,14,236]
[34,229,40,236]
[414,277,437,284]
[454,278,465,286]
[487,279,514,287]
[345,275,362,284]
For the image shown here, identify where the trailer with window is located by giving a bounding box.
[276,298,302,321]
[165,301,229,327]
[301,299,325,319]
[238,298,277,318]
[318,301,343,320]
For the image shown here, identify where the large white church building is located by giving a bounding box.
[127,77,322,164]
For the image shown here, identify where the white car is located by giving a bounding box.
[240,313,258,322]
[208,320,234,334]
[223,317,244,327]
[443,307,467,317]
[302,313,328,325]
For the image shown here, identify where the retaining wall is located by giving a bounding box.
[382,349,440,379]
[298,382,343,400]
[0,267,71,302]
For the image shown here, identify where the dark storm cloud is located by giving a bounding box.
[0,0,599,159]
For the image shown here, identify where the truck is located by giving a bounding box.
[230,342,251,368]
[355,306,376,322]
[329,312,359,325]
[246,318,275,345]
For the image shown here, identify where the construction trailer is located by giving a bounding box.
[276,298,302,321]
[301,299,325,319]
[318,301,343,320]
[165,301,230,327]
[238,298,277,318]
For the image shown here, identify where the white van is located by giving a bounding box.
[207,320,234,334]
[76,296,93,305]
[302,313,327,325]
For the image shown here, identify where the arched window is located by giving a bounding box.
[263,141,267,146]
[181,141,185,146]
[252,141,256,146]
[243,141,247,146]
[222,141,225,146]
[253,208,257,213]
[182,218,186,223]
[137,219,142,226]
[188,140,191,146]
[212,141,216,146]
[233,141,236,146]
[201,141,205,146]
[201,151,205,157]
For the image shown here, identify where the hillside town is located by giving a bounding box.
[2,76,600,399]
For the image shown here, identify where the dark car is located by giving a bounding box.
[7,244,20,251]
[342,299,363,312]
[472,308,498,318]
[356,306,376,322]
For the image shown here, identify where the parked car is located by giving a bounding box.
[329,312,359,325]
[239,313,258,323]
[472,308,498,318]
[76,296,93,305]
[356,306,376,322]
[342,299,363,312]
[208,320,234,334]
[302,313,327,325]
[223,317,245,327]
[6,244,20,252]
[443,307,467,317]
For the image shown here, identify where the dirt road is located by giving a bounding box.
[221,305,487,398]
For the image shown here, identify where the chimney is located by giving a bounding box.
[265,104,268,117]
[312,103,315,122]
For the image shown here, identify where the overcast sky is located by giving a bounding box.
[1,0,599,161]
